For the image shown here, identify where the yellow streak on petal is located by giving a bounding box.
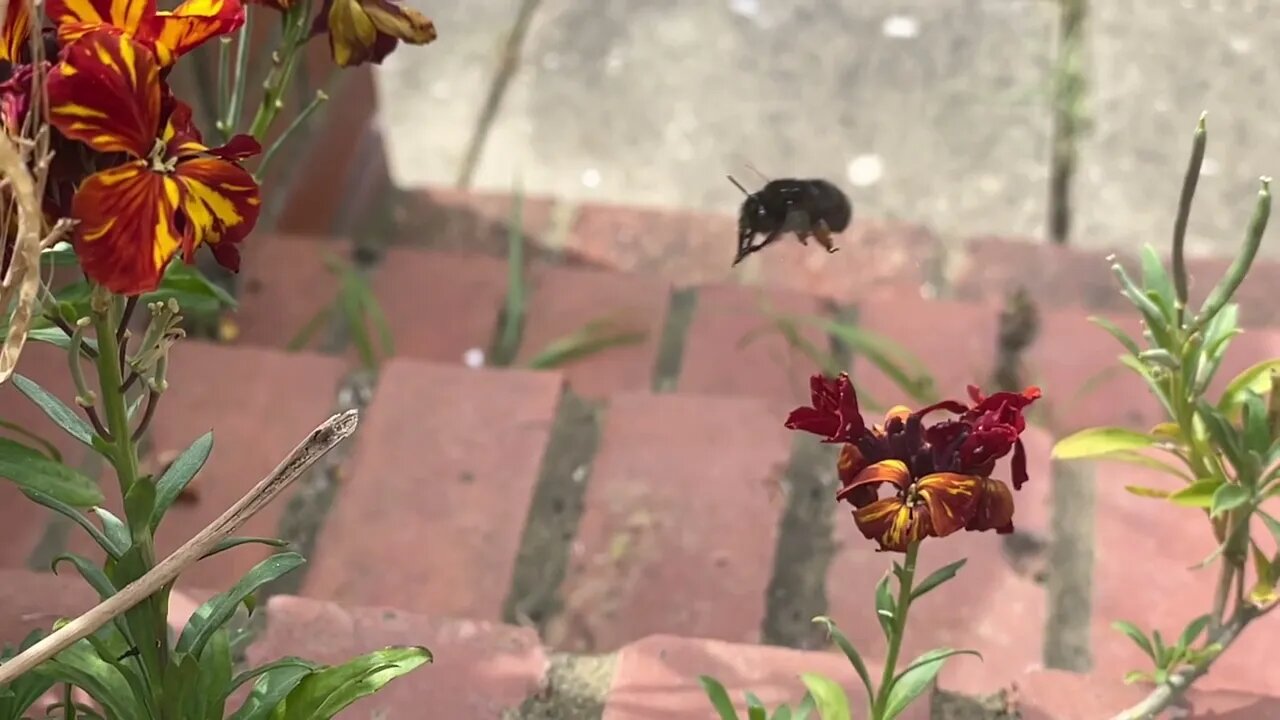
[50,103,108,119]
[61,0,105,24]
[118,33,138,83]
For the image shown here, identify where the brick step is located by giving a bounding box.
[1,573,1275,719]
[231,236,1280,434]
[394,185,1280,328]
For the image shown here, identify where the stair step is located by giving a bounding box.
[301,358,564,619]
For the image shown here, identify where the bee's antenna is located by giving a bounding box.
[744,162,771,183]
[726,175,751,196]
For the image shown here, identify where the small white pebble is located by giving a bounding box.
[846,154,884,187]
[581,168,602,188]
[462,347,485,368]
[881,14,919,39]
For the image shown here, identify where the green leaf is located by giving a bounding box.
[770,706,792,720]
[0,632,56,719]
[1139,246,1176,322]
[228,664,315,720]
[160,652,202,720]
[812,616,873,700]
[1122,670,1152,686]
[1198,400,1246,474]
[197,628,234,720]
[92,508,130,557]
[1242,392,1270,456]
[1209,483,1251,518]
[143,262,238,314]
[1169,478,1224,508]
[0,437,103,507]
[1176,614,1212,654]
[123,478,156,533]
[745,693,767,720]
[1219,359,1280,415]
[1111,620,1156,661]
[1124,485,1172,499]
[21,489,123,560]
[1151,630,1169,667]
[151,431,213,530]
[29,639,137,720]
[874,574,895,639]
[270,646,431,720]
[51,554,119,602]
[1089,315,1142,357]
[701,671,742,717]
[201,536,290,561]
[526,317,647,370]
[0,419,63,462]
[178,553,306,659]
[1096,450,1192,483]
[11,375,95,447]
[228,658,321,697]
[1259,511,1280,548]
[25,326,98,356]
[797,674,850,720]
[1111,261,1172,346]
[1052,428,1159,460]
[882,648,979,720]
[910,559,966,602]
[813,318,937,405]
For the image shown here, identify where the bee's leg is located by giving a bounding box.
[813,220,840,254]
[793,230,811,246]
[734,230,783,265]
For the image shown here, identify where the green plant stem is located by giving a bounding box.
[254,89,329,181]
[872,541,919,719]
[247,0,311,140]
[92,302,139,504]
[1171,113,1207,320]
[224,9,254,138]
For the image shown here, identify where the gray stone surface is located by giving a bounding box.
[1079,0,1280,258]
[375,0,1056,241]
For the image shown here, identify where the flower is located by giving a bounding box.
[311,0,436,68]
[786,374,1040,552]
[0,0,30,66]
[47,0,244,66]
[47,31,261,295]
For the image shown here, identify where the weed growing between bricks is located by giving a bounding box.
[700,115,1280,720]
[0,0,439,714]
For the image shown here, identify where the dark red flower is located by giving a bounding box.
[786,375,1040,552]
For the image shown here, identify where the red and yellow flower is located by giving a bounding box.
[787,374,1041,552]
[47,0,243,66]
[311,0,436,67]
[47,30,261,295]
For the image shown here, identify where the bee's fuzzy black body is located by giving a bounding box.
[731,177,852,266]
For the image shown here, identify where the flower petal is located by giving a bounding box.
[1,0,31,63]
[71,161,181,295]
[853,499,928,553]
[172,154,260,271]
[916,472,980,537]
[1011,438,1029,490]
[48,0,153,40]
[966,477,1015,534]
[841,459,911,496]
[47,31,160,157]
[785,373,867,443]
[145,0,244,63]
[362,0,435,44]
[324,0,379,67]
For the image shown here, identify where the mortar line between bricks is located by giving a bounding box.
[454,0,545,189]
[760,299,855,648]
[651,287,698,393]
[1043,457,1095,672]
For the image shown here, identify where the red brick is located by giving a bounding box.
[1087,455,1280,696]
[753,220,945,304]
[370,249,509,365]
[545,393,790,652]
[603,634,928,720]
[232,235,348,352]
[852,293,1000,415]
[678,284,829,415]
[515,264,671,398]
[69,342,348,592]
[567,203,726,286]
[1011,667,1280,719]
[949,237,1133,316]
[247,595,546,719]
[303,359,563,619]
[0,342,103,568]
[395,186,559,258]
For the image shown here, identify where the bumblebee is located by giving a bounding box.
[728,174,853,266]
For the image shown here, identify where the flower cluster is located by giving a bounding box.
[786,373,1040,552]
[0,0,435,296]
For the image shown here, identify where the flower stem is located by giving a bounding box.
[92,299,139,501]
[873,541,920,720]
[1171,113,1206,321]
[224,8,255,137]
[247,0,312,141]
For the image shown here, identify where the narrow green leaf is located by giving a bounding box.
[526,318,647,370]
[1151,630,1169,667]
[770,706,792,720]
[1139,246,1176,320]
[1096,450,1192,482]
[812,616,874,700]
[1052,427,1159,460]
[178,553,306,659]
[228,664,315,720]
[200,536,290,561]
[0,419,63,462]
[1219,359,1280,415]
[797,674,850,720]
[745,693,767,720]
[1259,511,1280,548]
[92,508,130,557]
[123,478,156,534]
[160,652,202,720]
[1111,621,1156,661]
[882,648,979,720]
[1176,614,1211,654]
[151,432,213,530]
[197,628,234,720]
[1111,262,1172,345]
[143,261,238,313]
[0,437,103,507]
[21,489,123,560]
[1122,670,1152,686]
[1169,478,1224,508]
[1089,315,1142,357]
[50,554,120,602]
[1242,392,1270,456]
[272,646,431,720]
[910,559,966,602]
[29,640,136,720]
[11,375,94,447]
[807,317,937,404]
[874,575,895,639]
[228,658,321,696]
[1209,483,1251,518]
